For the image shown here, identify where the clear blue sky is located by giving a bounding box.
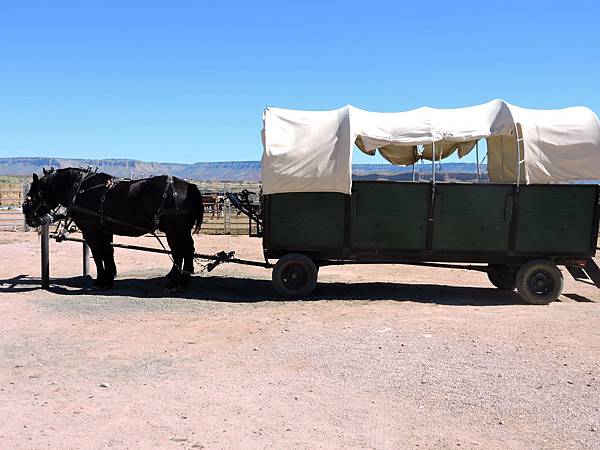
[1,1,598,164]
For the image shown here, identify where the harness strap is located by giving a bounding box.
[98,179,120,226]
[67,175,194,276]
[150,175,176,231]
[69,203,192,276]
[66,170,96,214]
[77,182,111,195]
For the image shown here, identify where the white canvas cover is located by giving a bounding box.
[261,99,600,194]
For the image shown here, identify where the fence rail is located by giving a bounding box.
[0,209,28,231]
[201,200,259,235]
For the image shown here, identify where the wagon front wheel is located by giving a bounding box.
[515,260,563,305]
[272,253,318,297]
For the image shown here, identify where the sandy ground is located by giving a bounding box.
[0,231,599,449]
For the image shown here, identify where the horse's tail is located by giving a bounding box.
[190,183,204,234]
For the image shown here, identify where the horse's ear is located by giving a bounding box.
[33,173,39,182]
[50,166,55,172]
[42,167,48,176]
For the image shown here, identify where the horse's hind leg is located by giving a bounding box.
[165,232,184,290]
[82,232,106,288]
[102,234,117,289]
[180,233,196,290]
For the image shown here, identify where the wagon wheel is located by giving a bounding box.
[515,260,564,305]
[272,253,318,297]
[487,264,517,290]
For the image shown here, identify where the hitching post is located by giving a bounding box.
[22,182,30,232]
[41,223,50,289]
[82,242,90,276]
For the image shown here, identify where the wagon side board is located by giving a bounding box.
[263,181,600,264]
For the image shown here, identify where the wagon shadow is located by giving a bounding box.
[1,274,535,306]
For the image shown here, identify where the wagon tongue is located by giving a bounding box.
[203,251,236,272]
[566,258,600,288]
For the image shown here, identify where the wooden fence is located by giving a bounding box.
[0,182,25,206]
[201,199,259,235]
[0,182,28,231]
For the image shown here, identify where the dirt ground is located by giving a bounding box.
[1,231,599,449]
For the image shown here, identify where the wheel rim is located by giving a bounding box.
[282,264,306,291]
[527,270,555,296]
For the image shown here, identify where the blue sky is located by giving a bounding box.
[0,1,598,164]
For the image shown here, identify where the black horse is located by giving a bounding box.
[23,167,204,290]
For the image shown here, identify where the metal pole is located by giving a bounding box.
[412,163,416,181]
[431,142,436,184]
[82,242,90,276]
[22,182,30,232]
[41,223,50,289]
[515,124,522,187]
[475,141,481,183]
[225,199,231,234]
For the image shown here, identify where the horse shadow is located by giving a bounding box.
[0,273,546,306]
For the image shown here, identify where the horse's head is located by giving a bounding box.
[22,168,58,227]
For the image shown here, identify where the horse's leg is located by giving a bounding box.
[165,265,179,282]
[179,232,196,290]
[82,232,106,287]
[165,231,184,290]
[102,233,116,289]
[163,228,182,284]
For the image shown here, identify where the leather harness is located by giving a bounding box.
[62,170,190,234]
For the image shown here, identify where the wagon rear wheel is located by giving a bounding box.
[272,253,318,297]
[515,260,563,305]
[487,264,517,290]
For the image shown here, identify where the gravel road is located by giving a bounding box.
[0,231,599,449]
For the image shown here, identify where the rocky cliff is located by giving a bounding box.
[0,157,482,182]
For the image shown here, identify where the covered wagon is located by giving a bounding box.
[260,99,600,304]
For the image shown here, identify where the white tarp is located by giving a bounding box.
[261,99,600,194]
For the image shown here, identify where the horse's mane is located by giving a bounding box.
[49,167,110,179]
[54,167,87,174]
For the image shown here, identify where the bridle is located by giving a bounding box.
[24,169,99,224]
[23,192,51,219]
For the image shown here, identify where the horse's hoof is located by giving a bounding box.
[179,276,191,291]
[165,278,178,289]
